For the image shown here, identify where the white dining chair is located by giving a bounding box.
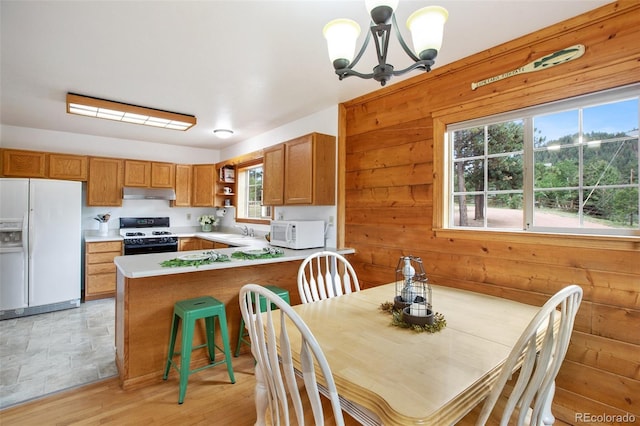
[297,251,360,304]
[472,284,583,426]
[239,284,345,426]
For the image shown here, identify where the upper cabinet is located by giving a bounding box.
[49,153,87,181]
[1,149,87,181]
[87,157,123,206]
[264,133,335,206]
[124,160,175,188]
[172,164,192,207]
[263,145,285,206]
[191,164,216,207]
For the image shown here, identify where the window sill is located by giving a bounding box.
[434,228,640,251]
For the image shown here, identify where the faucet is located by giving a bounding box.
[235,224,249,236]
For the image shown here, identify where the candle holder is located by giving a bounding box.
[394,256,434,326]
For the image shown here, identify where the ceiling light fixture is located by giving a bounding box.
[323,0,448,86]
[66,93,196,131]
[213,129,234,139]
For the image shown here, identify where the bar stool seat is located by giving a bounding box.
[163,296,235,404]
[234,285,290,357]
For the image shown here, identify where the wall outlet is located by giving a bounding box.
[328,216,334,226]
[186,213,191,220]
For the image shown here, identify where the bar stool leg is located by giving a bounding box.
[216,311,236,384]
[163,313,180,380]
[178,316,195,404]
[204,316,216,361]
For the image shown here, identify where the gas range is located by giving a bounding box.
[119,217,178,255]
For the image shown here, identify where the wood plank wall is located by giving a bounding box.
[339,2,640,424]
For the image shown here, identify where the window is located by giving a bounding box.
[236,161,271,222]
[447,85,639,236]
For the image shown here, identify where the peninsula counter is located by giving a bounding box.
[114,247,354,390]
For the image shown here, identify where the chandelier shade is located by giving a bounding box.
[324,1,448,86]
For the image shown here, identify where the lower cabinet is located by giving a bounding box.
[179,237,230,250]
[85,241,122,300]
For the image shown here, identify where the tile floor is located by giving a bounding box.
[0,298,117,408]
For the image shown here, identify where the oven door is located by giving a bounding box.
[123,242,178,255]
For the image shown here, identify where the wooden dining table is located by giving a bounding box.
[266,283,546,425]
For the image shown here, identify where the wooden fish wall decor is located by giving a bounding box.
[471,44,585,90]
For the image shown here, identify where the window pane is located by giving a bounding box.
[583,139,638,186]
[453,194,483,227]
[534,189,580,227]
[488,154,523,190]
[487,193,523,228]
[583,187,639,227]
[453,127,484,159]
[534,146,579,188]
[583,99,638,141]
[487,120,523,155]
[453,159,484,192]
[534,110,578,148]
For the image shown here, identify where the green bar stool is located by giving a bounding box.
[163,296,236,404]
[234,285,290,357]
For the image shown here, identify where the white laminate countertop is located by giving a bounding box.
[84,227,266,244]
[114,246,355,279]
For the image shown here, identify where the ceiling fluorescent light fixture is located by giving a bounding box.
[66,93,196,131]
[323,1,448,86]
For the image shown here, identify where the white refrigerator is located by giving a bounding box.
[0,178,81,319]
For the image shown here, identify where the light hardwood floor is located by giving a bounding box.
[0,354,358,426]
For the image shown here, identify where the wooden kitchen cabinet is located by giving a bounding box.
[1,149,47,178]
[263,145,284,205]
[48,153,88,181]
[124,160,151,187]
[172,164,192,207]
[191,164,215,207]
[178,237,225,250]
[85,240,122,300]
[262,133,335,206]
[150,162,175,188]
[87,157,123,206]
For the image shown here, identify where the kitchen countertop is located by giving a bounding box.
[83,226,266,244]
[114,245,355,279]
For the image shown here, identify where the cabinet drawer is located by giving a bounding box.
[87,251,121,264]
[87,262,116,275]
[86,241,122,253]
[86,273,116,294]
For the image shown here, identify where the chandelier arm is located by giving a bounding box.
[373,24,392,68]
[346,27,373,71]
[390,60,435,76]
[391,13,421,63]
[335,68,376,80]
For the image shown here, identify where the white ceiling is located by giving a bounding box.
[0,0,611,150]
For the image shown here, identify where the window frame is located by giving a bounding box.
[235,159,271,225]
[442,84,639,238]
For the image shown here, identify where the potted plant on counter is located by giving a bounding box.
[198,214,218,232]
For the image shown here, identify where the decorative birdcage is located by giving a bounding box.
[394,256,434,325]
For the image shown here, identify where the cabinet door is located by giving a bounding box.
[87,157,123,206]
[173,164,192,207]
[49,153,88,181]
[151,162,175,188]
[178,237,201,251]
[191,164,215,206]
[124,160,151,187]
[284,136,314,204]
[263,145,284,205]
[2,149,47,178]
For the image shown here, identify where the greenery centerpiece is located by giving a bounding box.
[199,214,218,232]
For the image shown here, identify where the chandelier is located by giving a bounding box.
[323,1,448,86]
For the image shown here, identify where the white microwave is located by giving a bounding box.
[270,220,325,250]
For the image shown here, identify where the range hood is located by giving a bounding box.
[122,187,176,201]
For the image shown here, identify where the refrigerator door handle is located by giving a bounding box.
[26,210,34,304]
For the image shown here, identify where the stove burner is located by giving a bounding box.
[152,231,172,235]
[126,232,145,237]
